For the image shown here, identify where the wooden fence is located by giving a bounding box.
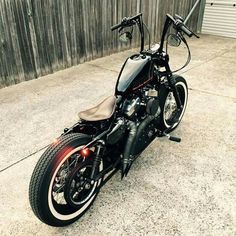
[0,0,200,88]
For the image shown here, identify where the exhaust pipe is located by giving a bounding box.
[122,121,137,178]
[122,114,156,178]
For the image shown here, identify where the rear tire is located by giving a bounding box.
[29,133,103,227]
[159,76,188,132]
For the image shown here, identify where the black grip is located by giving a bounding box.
[180,24,193,37]
[111,13,142,31]
[129,12,142,21]
[111,23,122,31]
[169,136,181,142]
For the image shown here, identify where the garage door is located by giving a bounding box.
[202,0,236,38]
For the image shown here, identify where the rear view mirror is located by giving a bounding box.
[119,32,132,43]
[167,34,181,47]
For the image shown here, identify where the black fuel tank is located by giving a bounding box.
[115,54,152,95]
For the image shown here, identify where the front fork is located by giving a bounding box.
[164,62,183,110]
[168,76,183,109]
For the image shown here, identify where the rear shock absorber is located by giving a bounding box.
[90,140,105,179]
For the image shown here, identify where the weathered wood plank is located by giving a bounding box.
[13,0,35,80]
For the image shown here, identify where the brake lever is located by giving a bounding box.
[121,17,129,24]
[119,17,136,33]
[193,32,200,38]
[174,14,184,22]
[118,27,124,33]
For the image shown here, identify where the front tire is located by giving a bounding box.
[29,133,103,227]
[159,76,188,132]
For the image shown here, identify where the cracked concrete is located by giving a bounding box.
[0,34,235,236]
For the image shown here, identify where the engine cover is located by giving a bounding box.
[133,121,157,155]
[122,97,140,118]
[107,119,126,145]
[146,98,159,115]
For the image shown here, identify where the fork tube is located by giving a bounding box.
[168,76,182,109]
[165,63,182,109]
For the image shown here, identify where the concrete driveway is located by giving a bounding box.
[0,35,235,236]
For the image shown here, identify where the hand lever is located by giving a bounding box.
[192,32,200,38]
[174,14,184,22]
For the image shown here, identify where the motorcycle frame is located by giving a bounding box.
[62,14,187,182]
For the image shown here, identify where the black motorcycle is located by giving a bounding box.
[29,13,198,226]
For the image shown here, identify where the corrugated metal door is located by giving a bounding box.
[202,0,236,38]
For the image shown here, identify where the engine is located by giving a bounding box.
[122,97,141,118]
[122,86,161,120]
[107,86,161,146]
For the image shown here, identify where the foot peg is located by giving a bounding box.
[163,132,181,142]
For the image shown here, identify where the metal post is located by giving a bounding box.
[184,0,202,24]
[197,0,206,33]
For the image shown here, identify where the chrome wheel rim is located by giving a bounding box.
[163,81,187,128]
[164,92,177,122]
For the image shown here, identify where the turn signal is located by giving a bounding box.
[52,138,58,144]
[80,148,91,157]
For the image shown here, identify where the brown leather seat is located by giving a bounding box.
[78,96,116,121]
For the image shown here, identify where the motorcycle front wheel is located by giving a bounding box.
[159,75,188,132]
[29,133,103,227]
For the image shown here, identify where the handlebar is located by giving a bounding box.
[179,24,193,37]
[111,12,198,38]
[166,14,197,38]
[178,21,200,38]
[111,12,199,54]
[129,12,142,21]
[111,13,142,31]
[111,23,122,31]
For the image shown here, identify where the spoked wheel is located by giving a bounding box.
[159,76,188,132]
[29,133,103,227]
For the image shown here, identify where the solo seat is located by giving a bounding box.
[78,96,116,121]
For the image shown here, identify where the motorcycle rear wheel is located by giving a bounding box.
[159,75,188,132]
[29,133,103,227]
